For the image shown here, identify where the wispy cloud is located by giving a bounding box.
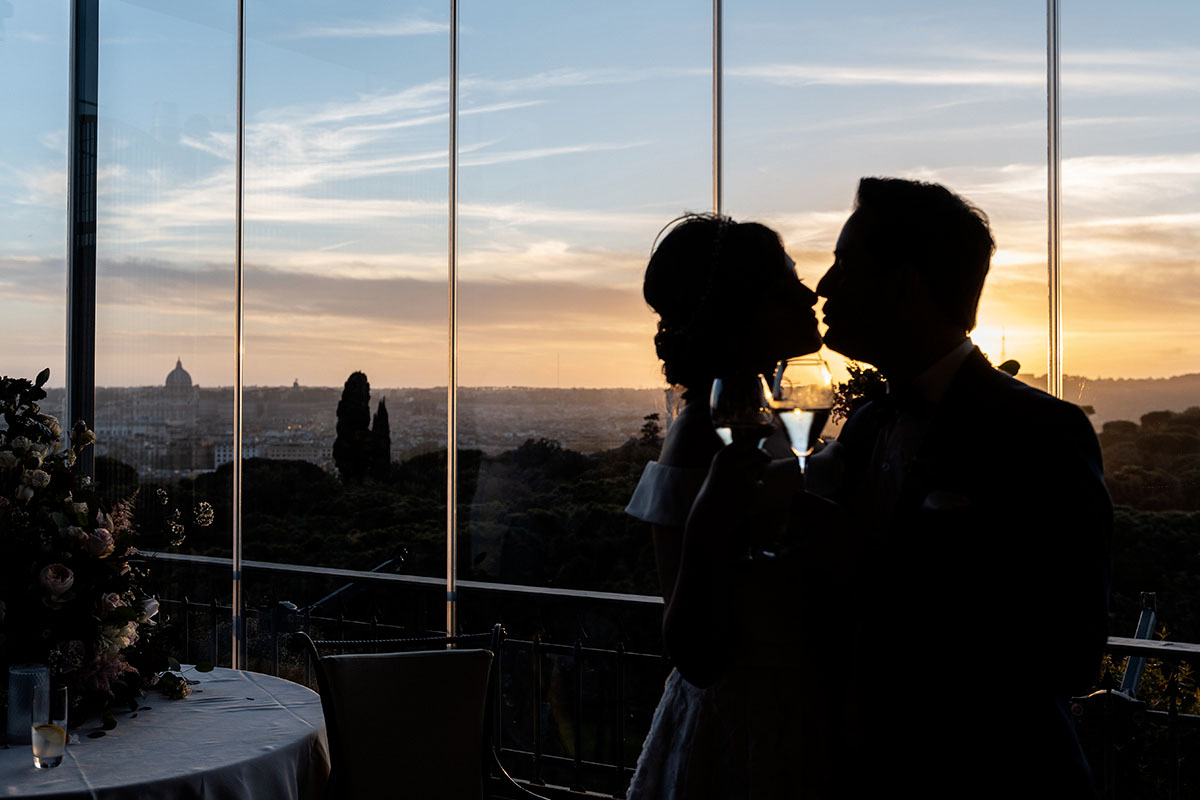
[10,30,48,43]
[729,63,1043,89]
[461,67,658,95]
[730,45,1200,93]
[278,18,448,40]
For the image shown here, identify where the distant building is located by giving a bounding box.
[164,358,198,430]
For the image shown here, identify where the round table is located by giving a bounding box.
[1,668,329,799]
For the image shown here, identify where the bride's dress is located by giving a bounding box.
[624,462,819,799]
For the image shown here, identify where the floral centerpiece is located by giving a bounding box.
[0,369,209,726]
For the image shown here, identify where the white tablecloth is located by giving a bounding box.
[1,668,329,799]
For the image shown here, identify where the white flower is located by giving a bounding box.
[139,597,160,625]
[39,564,75,596]
[0,451,17,469]
[99,622,138,653]
[11,436,31,453]
[85,528,115,558]
[101,592,124,614]
[15,485,34,502]
[39,414,62,439]
[24,469,50,489]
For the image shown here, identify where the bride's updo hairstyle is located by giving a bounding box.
[644,213,789,393]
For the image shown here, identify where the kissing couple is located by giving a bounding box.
[625,177,1112,799]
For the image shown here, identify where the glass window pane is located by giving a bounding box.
[95,0,238,662]
[0,3,68,407]
[240,0,450,657]
[457,0,708,591]
[725,1,1049,403]
[1062,3,1200,727]
[1063,0,1200,517]
[456,3,709,789]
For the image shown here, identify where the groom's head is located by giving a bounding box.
[817,177,995,369]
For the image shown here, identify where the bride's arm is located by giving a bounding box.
[663,445,763,687]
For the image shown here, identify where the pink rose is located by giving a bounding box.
[85,528,115,558]
[101,592,124,614]
[39,564,74,596]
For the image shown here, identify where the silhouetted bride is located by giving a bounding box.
[625,214,827,798]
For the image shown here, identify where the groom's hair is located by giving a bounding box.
[854,177,995,332]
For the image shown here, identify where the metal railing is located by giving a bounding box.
[147,552,1200,799]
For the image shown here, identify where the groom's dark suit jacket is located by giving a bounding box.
[833,347,1111,798]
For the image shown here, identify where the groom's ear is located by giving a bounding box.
[895,264,938,320]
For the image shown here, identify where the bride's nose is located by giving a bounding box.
[797,280,818,306]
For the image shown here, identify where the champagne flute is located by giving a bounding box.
[768,356,834,470]
[709,375,776,449]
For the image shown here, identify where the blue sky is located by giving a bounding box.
[2,0,1198,388]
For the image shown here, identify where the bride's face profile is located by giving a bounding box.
[781,254,823,354]
[746,251,822,371]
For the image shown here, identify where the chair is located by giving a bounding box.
[295,624,547,800]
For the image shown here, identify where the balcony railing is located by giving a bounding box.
[146,552,1200,799]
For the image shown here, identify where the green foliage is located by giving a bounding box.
[639,413,663,448]
[831,362,886,423]
[1100,408,1200,511]
[1110,508,1200,644]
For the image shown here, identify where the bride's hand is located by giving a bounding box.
[685,443,768,560]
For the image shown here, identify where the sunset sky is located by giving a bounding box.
[2,0,1197,389]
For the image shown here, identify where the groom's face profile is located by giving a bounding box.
[816,211,904,366]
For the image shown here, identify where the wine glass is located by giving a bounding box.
[710,375,776,449]
[767,355,834,470]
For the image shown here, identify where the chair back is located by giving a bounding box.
[308,643,492,800]
[297,625,546,800]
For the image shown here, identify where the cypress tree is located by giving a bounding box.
[370,398,392,481]
[333,371,371,481]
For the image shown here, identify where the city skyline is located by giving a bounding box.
[2,1,1197,388]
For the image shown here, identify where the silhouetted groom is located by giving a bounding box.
[818,178,1111,798]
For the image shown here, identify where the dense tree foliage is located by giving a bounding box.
[1100,407,1200,510]
[333,371,372,481]
[370,398,391,481]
